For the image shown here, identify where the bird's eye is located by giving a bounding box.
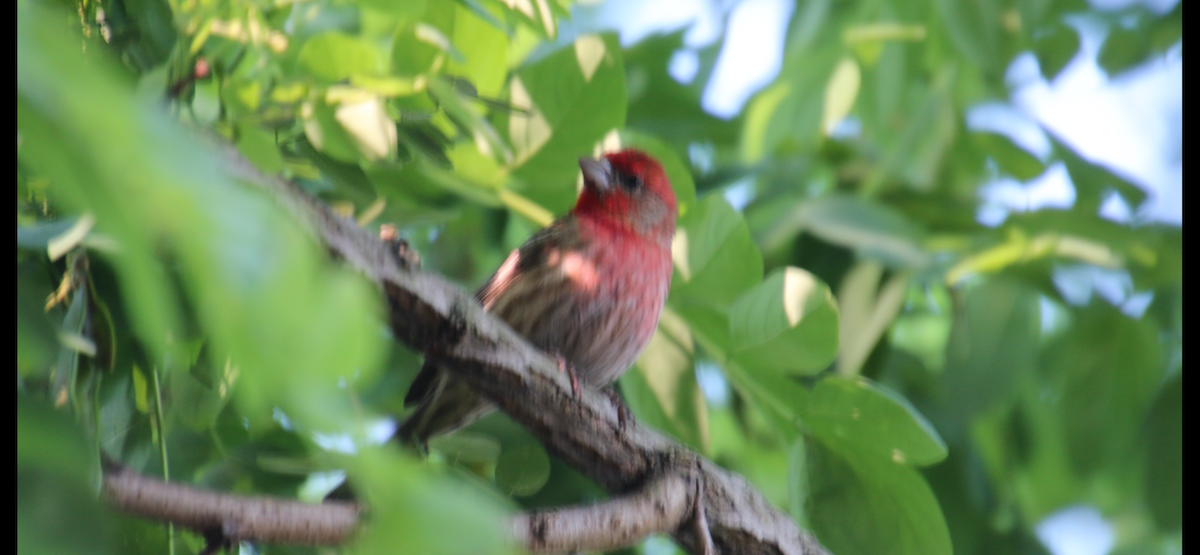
[620,173,643,190]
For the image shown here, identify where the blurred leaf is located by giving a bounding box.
[822,57,862,136]
[1142,374,1181,531]
[1043,303,1162,475]
[624,309,709,452]
[348,447,507,555]
[495,443,552,497]
[391,1,454,76]
[670,195,763,308]
[788,438,810,527]
[236,123,285,174]
[427,77,510,163]
[1033,23,1081,81]
[758,47,841,155]
[103,0,177,73]
[837,261,910,376]
[730,266,839,377]
[1098,6,1180,77]
[19,2,386,437]
[448,4,508,97]
[802,376,947,466]
[508,33,626,213]
[360,0,426,18]
[946,229,1124,285]
[428,431,501,466]
[806,438,952,555]
[975,132,1046,181]
[335,96,399,161]
[768,195,929,268]
[940,280,1038,439]
[18,393,112,555]
[304,99,369,163]
[299,32,382,83]
[624,31,739,152]
[934,0,1000,73]
[18,260,59,375]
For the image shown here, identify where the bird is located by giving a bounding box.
[397,149,677,445]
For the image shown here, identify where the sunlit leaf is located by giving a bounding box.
[507,33,626,213]
[624,308,709,452]
[802,376,947,466]
[299,32,382,83]
[670,195,763,308]
[822,57,861,136]
[806,439,952,555]
[730,266,839,377]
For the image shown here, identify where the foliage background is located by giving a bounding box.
[17,0,1181,554]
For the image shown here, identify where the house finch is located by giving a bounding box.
[397,149,677,444]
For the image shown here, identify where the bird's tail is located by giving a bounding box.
[395,369,494,447]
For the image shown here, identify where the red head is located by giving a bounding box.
[574,149,677,246]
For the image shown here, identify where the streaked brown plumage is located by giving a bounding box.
[397,149,677,444]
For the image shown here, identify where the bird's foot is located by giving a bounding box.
[555,354,581,398]
[602,386,635,431]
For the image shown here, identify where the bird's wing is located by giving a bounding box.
[403,216,578,408]
[476,216,578,309]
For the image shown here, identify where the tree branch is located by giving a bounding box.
[102,458,700,553]
[115,142,831,555]
[511,473,692,554]
[101,461,360,546]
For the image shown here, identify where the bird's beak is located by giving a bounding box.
[579,157,613,193]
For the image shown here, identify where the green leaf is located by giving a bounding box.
[236,123,284,174]
[391,1,455,77]
[802,376,947,466]
[495,443,552,497]
[975,132,1046,181]
[102,0,177,73]
[767,195,929,268]
[670,195,763,308]
[934,0,1000,73]
[1034,23,1081,81]
[18,393,112,555]
[1044,303,1163,476]
[624,31,739,154]
[359,0,426,18]
[298,32,382,83]
[447,4,508,97]
[348,447,507,555]
[822,57,862,136]
[836,261,910,376]
[303,99,367,163]
[427,77,510,163]
[757,47,841,156]
[806,439,952,555]
[1098,25,1149,76]
[19,3,386,437]
[729,266,839,377]
[622,309,709,453]
[18,262,59,376]
[940,279,1038,439]
[507,33,627,213]
[788,438,810,528]
[1143,374,1181,531]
